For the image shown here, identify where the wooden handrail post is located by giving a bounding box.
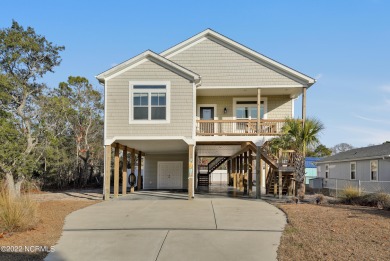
[131,149,136,193]
[113,144,120,198]
[248,150,253,194]
[122,146,127,196]
[137,151,142,190]
[257,88,261,135]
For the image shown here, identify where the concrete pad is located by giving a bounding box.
[158,230,282,261]
[46,196,286,261]
[211,198,286,231]
[63,199,216,230]
[46,230,167,261]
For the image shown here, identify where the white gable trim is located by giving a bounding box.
[160,29,315,86]
[165,37,207,59]
[96,51,201,84]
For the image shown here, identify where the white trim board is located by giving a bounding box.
[129,81,171,124]
[232,97,268,120]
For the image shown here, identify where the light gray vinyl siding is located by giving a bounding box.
[143,153,188,190]
[106,60,193,139]
[169,37,301,87]
[197,95,292,119]
[379,160,390,181]
[317,159,390,181]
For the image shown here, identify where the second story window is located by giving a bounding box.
[130,82,170,123]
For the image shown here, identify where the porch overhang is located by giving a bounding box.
[107,137,194,154]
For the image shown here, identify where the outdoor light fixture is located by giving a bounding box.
[224,107,227,114]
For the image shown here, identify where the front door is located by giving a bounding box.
[157,161,183,189]
[200,107,214,134]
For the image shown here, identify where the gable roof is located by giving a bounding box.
[96,50,201,84]
[160,29,315,87]
[317,143,390,164]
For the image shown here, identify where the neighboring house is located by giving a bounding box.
[96,29,316,200]
[305,157,320,184]
[316,143,390,181]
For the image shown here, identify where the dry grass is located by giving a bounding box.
[340,185,360,204]
[0,189,38,233]
[277,203,390,261]
[0,191,101,261]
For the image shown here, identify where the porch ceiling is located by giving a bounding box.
[196,87,302,97]
[196,145,242,157]
[116,139,188,154]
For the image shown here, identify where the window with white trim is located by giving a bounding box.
[325,164,329,178]
[129,82,170,123]
[350,162,356,180]
[370,160,378,181]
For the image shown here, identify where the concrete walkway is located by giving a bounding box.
[46,193,286,261]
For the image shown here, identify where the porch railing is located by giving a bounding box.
[196,119,286,136]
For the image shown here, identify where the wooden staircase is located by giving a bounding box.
[261,142,304,196]
[197,157,228,187]
[198,173,210,186]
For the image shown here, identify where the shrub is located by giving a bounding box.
[341,186,360,204]
[21,179,42,193]
[0,186,38,233]
[314,194,325,204]
[359,193,390,209]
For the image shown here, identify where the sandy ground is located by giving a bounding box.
[0,190,102,261]
[277,202,390,261]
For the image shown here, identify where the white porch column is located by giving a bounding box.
[188,144,195,199]
[302,87,307,123]
[257,88,261,135]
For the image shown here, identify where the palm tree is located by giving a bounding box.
[281,117,325,156]
[269,117,325,197]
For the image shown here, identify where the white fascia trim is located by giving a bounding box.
[98,51,200,83]
[195,136,273,144]
[160,29,315,85]
[105,136,195,146]
[165,37,207,59]
[197,85,306,89]
[192,83,196,139]
[103,80,107,142]
[317,156,386,164]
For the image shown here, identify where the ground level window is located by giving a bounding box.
[350,162,356,180]
[370,160,378,180]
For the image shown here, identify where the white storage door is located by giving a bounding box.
[157,161,183,189]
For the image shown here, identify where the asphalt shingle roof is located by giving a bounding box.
[317,142,390,163]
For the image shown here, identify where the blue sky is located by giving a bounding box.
[2,0,390,148]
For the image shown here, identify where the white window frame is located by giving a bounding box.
[350,162,356,180]
[325,164,329,178]
[370,160,378,181]
[129,81,170,124]
[232,97,268,120]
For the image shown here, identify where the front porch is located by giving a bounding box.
[196,119,288,136]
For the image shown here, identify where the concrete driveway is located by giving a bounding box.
[46,192,286,261]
